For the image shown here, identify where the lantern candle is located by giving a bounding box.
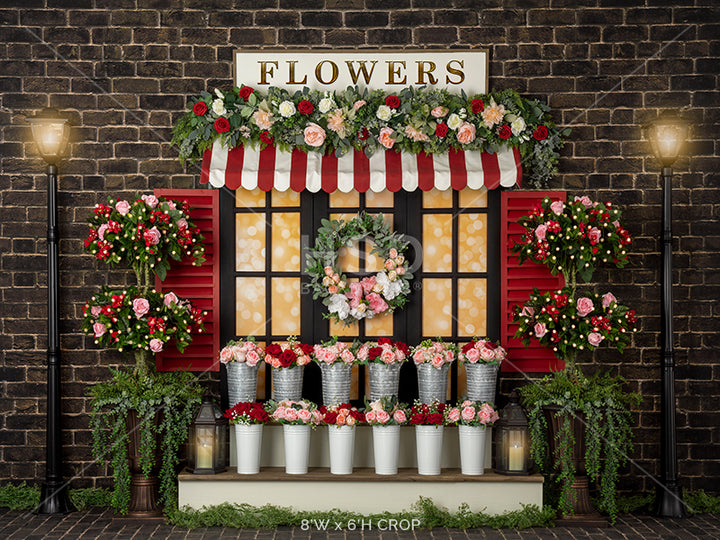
[508,442,524,470]
[196,435,214,469]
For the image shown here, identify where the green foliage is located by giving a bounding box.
[69,488,113,510]
[685,489,720,515]
[88,368,203,515]
[520,369,641,523]
[0,482,40,510]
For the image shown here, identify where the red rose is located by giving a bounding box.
[498,124,512,139]
[260,130,273,144]
[385,95,401,109]
[192,101,207,116]
[435,123,449,137]
[265,344,282,357]
[427,413,443,425]
[368,347,383,360]
[279,349,297,368]
[358,128,370,141]
[299,343,314,355]
[396,341,410,355]
[377,338,393,346]
[238,86,254,100]
[461,342,474,354]
[471,98,484,114]
[214,117,230,133]
[298,100,314,115]
[533,125,548,141]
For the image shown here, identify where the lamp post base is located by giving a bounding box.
[654,482,685,518]
[37,480,76,515]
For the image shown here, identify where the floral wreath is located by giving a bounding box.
[306,213,413,324]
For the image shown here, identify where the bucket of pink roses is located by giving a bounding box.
[313,338,357,407]
[446,401,499,475]
[365,396,409,475]
[409,400,448,475]
[412,339,456,404]
[266,399,322,474]
[320,403,364,475]
[224,401,270,474]
[459,339,507,405]
[264,337,313,402]
[358,338,410,401]
[220,338,264,406]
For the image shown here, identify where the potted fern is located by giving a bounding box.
[511,195,640,524]
[82,194,206,516]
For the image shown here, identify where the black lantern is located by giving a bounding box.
[495,389,531,476]
[188,395,228,474]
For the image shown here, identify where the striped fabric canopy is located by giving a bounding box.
[200,142,522,193]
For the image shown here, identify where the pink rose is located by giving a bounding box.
[431,106,449,118]
[378,127,396,149]
[353,99,366,111]
[166,201,176,210]
[252,109,274,130]
[577,297,594,317]
[602,292,617,308]
[550,200,564,215]
[340,349,354,364]
[479,347,495,362]
[535,223,548,242]
[588,227,601,245]
[494,347,506,362]
[303,122,326,147]
[132,298,150,318]
[356,345,369,362]
[380,348,395,364]
[91,305,102,318]
[465,348,480,363]
[478,409,491,423]
[177,218,188,231]
[97,223,108,241]
[219,347,233,364]
[163,292,178,307]
[574,195,593,208]
[534,322,547,338]
[144,226,161,246]
[376,410,390,424]
[346,282,363,308]
[431,354,445,369]
[447,408,461,423]
[324,266,333,276]
[328,285,338,294]
[588,332,604,347]
[297,409,311,423]
[365,410,377,423]
[141,194,159,208]
[284,409,299,422]
[366,292,388,314]
[273,408,286,421]
[521,306,534,317]
[93,322,106,337]
[393,410,407,424]
[360,276,377,294]
[413,350,426,364]
[456,122,476,144]
[246,350,261,366]
[149,338,164,353]
[461,406,475,422]
[115,200,131,215]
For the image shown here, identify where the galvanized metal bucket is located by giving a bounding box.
[320,362,352,407]
[368,362,402,401]
[272,365,304,402]
[465,362,499,404]
[417,363,450,404]
[226,362,258,406]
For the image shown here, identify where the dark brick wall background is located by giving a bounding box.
[1,1,718,496]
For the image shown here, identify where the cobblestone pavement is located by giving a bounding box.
[1,509,720,539]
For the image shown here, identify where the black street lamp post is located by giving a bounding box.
[27,108,76,515]
[645,112,689,519]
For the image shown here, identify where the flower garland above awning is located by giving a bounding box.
[173,86,569,189]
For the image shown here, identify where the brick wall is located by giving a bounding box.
[1,1,718,495]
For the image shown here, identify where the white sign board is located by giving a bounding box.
[234,50,488,94]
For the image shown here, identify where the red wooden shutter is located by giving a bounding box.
[154,189,220,372]
[500,190,567,373]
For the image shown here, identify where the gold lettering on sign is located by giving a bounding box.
[345,60,378,85]
[446,60,465,85]
[286,60,307,84]
[386,61,407,84]
[415,61,438,85]
[315,60,339,85]
[258,61,278,85]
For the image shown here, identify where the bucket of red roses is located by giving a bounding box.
[446,400,499,476]
[409,400,448,476]
[220,338,264,406]
[459,339,506,405]
[321,403,364,475]
[313,338,357,407]
[358,338,410,402]
[265,337,313,402]
[266,399,322,475]
[365,396,409,475]
[224,401,270,474]
[412,339,456,405]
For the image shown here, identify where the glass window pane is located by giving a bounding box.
[365,190,393,208]
[458,214,487,273]
[364,215,392,272]
[423,188,452,208]
[459,187,487,208]
[457,279,487,337]
[271,278,301,336]
[330,213,359,272]
[271,189,300,207]
[365,311,393,337]
[271,212,301,272]
[422,278,452,337]
[423,214,453,273]
[236,214,266,271]
[236,277,266,336]
[329,190,359,208]
[235,188,266,208]
[329,317,359,337]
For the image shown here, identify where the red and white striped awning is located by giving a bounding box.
[200,142,522,192]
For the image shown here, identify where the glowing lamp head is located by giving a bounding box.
[27,108,70,165]
[645,113,688,168]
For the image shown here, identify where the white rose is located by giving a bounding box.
[318,97,336,114]
[278,100,296,118]
[511,116,527,136]
[214,88,224,99]
[212,98,226,116]
[328,294,350,320]
[376,105,392,121]
[447,113,463,130]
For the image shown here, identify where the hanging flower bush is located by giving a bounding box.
[356,337,410,365]
[172,86,569,188]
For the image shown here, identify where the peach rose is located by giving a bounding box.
[456,122,476,144]
[303,122,326,147]
[378,127,395,149]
